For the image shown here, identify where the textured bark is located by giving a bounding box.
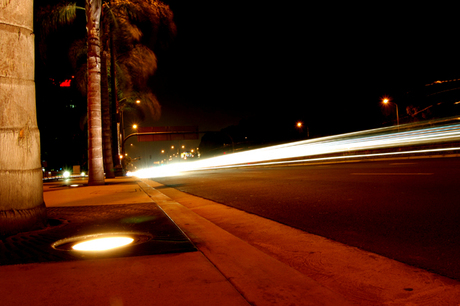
[101,49,115,178]
[0,0,47,237]
[86,0,105,185]
[100,12,115,178]
[109,8,121,172]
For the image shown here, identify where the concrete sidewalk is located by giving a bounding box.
[0,177,352,306]
[3,176,460,305]
[142,179,460,305]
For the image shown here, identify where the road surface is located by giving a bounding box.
[152,157,460,280]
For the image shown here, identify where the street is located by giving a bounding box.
[152,156,460,280]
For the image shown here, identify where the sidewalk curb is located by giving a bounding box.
[138,179,353,306]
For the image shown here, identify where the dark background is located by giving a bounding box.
[35,2,460,169]
[152,2,460,131]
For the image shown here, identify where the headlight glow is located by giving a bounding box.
[130,117,460,179]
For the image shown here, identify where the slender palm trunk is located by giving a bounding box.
[86,0,105,185]
[101,49,115,178]
[0,0,47,237]
[101,22,115,179]
[109,16,121,173]
[100,10,115,178]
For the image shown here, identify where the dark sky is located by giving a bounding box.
[34,2,460,169]
[151,2,460,134]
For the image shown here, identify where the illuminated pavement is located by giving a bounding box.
[143,178,460,305]
[0,202,196,265]
[0,177,351,306]
[2,175,460,305]
[0,177,196,266]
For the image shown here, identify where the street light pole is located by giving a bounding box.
[118,99,141,165]
[383,98,399,129]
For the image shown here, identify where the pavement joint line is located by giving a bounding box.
[136,180,252,304]
[138,180,253,304]
[137,179,354,306]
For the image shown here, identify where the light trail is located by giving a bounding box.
[129,117,460,179]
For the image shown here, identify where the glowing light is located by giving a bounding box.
[72,237,134,251]
[59,79,71,87]
[63,171,71,178]
[128,117,460,179]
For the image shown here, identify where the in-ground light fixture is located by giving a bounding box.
[52,232,152,252]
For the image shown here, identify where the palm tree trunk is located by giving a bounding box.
[101,50,115,178]
[86,0,105,185]
[0,0,47,237]
[101,26,115,179]
[109,15,122,174]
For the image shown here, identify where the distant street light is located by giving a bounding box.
[296,121,309,138]
[136,100,141,104]
[382,98,399,128]
[132,124,138,129]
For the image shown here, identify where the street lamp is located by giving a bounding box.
[296,121,309,138]
[382,98,399,127]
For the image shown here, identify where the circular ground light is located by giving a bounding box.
[52,232,152,252]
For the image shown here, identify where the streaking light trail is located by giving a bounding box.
[129,117,460,179]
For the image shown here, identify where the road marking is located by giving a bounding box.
[351,173,433,176]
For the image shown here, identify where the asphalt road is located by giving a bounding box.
[152,157,460,280]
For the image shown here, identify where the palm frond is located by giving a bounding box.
[111,0,176,51]
[118,44,157,89]
[36,2,84,41]
[68,38,87,71]
[74,61,88,96]
[120,91,161,121]
[36,2,84,74]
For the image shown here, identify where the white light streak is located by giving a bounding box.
[129,117,460,179]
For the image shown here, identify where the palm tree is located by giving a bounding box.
[101,0,175,170]
[0,0,47,236]
[85,0,105,185]
[36,0,175,178]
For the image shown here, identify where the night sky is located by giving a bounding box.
[152,2,460,133]
[35,2,460,169]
